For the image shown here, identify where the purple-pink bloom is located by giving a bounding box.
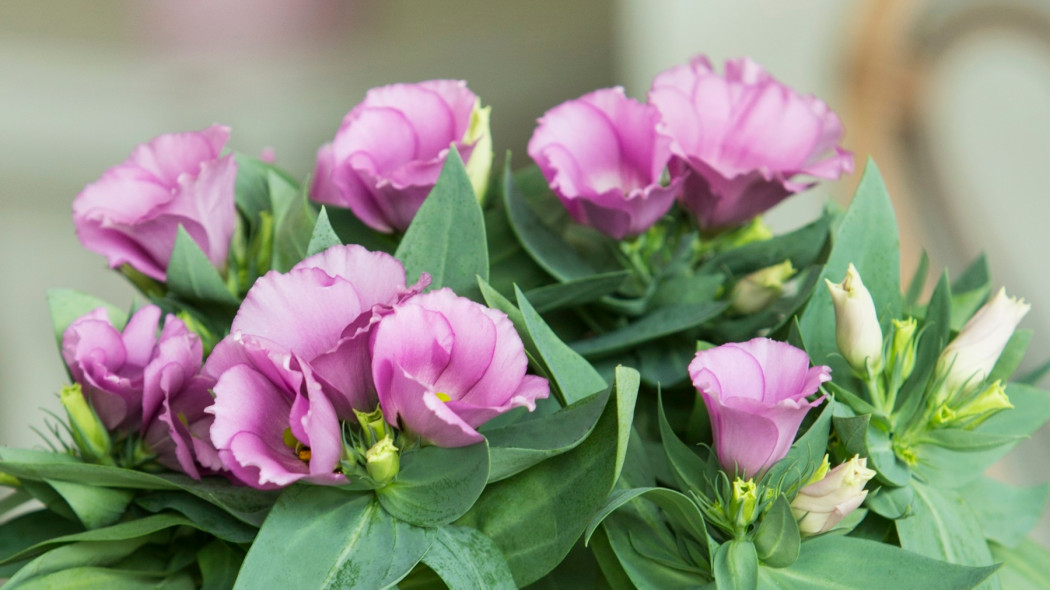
[205,245,426,488]
[528,87,680,239]
[649,56,853,229]
[310,80,490,233]
[689,338,830,478]
[62,306,217,479]
[371,288,550,447]
[73,125,237,281]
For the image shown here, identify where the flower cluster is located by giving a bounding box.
[530,56,853,237]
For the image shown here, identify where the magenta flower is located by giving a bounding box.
[205,245,426,488]
[73,125,237,281]
[649,56,853,229]
[689,338,830,478]
[371,288,550,447]
[62,306,218,479]
[310,80,492,233]
[528,87,680,239]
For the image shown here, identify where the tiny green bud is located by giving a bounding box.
[729,260,796,314]
[953,380,1013,428]
[730,478,759,530]
[365,437,400,485]
[887,318,918,382]
[463,100,493,202]
[354,407,389,446]
[60,383,112,463]
[803,454,831,488]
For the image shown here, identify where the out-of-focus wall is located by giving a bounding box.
[0,0,615,447]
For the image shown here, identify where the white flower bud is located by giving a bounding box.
[730,260,796,315]
[826,264,884,377]
[791,455,875,535]
[936,288,1029,398]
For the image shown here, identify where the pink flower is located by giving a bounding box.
[61,306,218,479]
[205,245,426,488]
[73,125,237,281]
[689,338,830,478]
[528,87,680,238]
[649,56,853,229]
[371,288,550,447]
[310,80,492,233]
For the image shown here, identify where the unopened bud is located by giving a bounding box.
[951,380,1013,429]
[464,100,493,201]
[791,455,875,535]
[887,318,918,382]
[826,264,883,377]
[60,383,112,463]
[730,478,759,529]
[365,437,400,485]
[354,407,389,446]
[730,260,796,315]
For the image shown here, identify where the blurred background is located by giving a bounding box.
[2,0,1049,541]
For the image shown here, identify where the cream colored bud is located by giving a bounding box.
[791,455,876,535]
[365,437,400,485]
[826,264,884,376]
[936,288,1029,398]
[729,260,796,315]
[463,99,493,201]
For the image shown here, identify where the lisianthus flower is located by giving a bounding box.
[310,80,492,233]
[62,305,218,479]
[528,87,680,238]
[205,245,426,488]
[73,125,237,280]
[689,338,830,478]
[371,288,550,447]
[936,288,1029,397]
[649,56,853,229]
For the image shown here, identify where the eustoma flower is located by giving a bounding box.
[311,80,493,233]
[205,245,425,489]
[528,87,680,238]
[649,56,853,229]
[371,288,550,447]
[73,125,237,281]
[790,455,876,534]
[61,305,217,478]
[690,338,830,478]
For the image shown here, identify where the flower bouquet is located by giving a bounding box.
[1,55,1048,590]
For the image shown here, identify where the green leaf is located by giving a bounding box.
[198,539,243,590]
[2,513,191,565]
[235,489,431,590]
[953,254,990,294]
[919,428,1021,451]
[798,159,901,375]
[865,484,914,520]
[896,272,952,422]
[516,286,607,405]
[959,477,1050,548]
[833,414,910,486]
[165,226,239,307]
[657,391,717,495]
[483,388,608,483]
[570,302,726,358]
[714,540,758,590]
[421,526,516,590]
[502,162,601,282]
[701,212,832,277]
[456,367,639,586]
[323,206,398,254]
[46,480,133,530]
[990,539,1050,590]
[522,271,630,313]
[46,289,127,349]
[950,287,992,332]
[753,495,800,568]
[0,510,82,573]
[599,515,707,589]
[3,538,150,589]
[584,487,708,549]
[377,441,489,527]
[8,567,193,590]
[759,535,998,589]
[396,148,488,300]
[135,491,257,543]
[270,171,317,273]
[896,482,998,589]
[904,251,930,311]
[306,206,343,257]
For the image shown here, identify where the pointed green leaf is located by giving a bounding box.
[714,540,758,590]
[198,539,243,590]
[833,414,910,486]
[570,302,726,358]
[991,539,1050,590]
[422,526,516,590]
[306,206,343,257]
[45,480,133,530]
[522,271,630,313]
[396,149,488,300]
[988,330,1032,384]
[865,484,914,520]
[166,225,239,306]
[270,172,317,272]
[753,495,800,568]
[960,477,1050,548]
[377,441,489,527]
